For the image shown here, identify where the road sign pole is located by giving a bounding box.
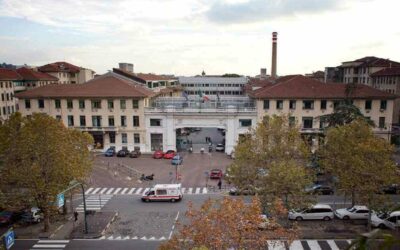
[80,183,88,234]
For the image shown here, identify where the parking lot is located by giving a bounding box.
[89,151,233,188]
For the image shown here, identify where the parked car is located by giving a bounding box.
[209,169,223,179]
[153,150,164,159]
[229,186,257,196]
[305,184,334,195]
[381,184,399,194]
[371,211,400,229]
[288,204,334,221]
[20,207,43,224]
[129,147,141,158]
[335,205,369,220]
[215,144,225,152]
[171,155,183,165]
[163,150,176,159]
[117,148,129,157]
[0,211,22,225]
[229,151,235,159]
[104,147,116,157]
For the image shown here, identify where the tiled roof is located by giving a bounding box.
[112,68,146,84]
[370,67,400,77]
[16,67,58,81]
[38,61,81,73]
[343,56,400,68]
[136,73,171,81]
[250,75,396,99]
[15,72,154,99]
[0,68,23,80]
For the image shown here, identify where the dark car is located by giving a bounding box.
[305,184,334,195]
[0,211,22,225]
[117,148,129,157]
[153,150,164,159]
[382,184,399,194]
[209,169,223,179]
[229,187,257,196]
[104,147,116,157]
[129,147,141,158]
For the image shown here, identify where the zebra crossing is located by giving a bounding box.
[76,194,113,212]
[84,187,213,196]
[30,239,70,249]
[97,237,352,249]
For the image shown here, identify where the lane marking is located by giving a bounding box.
[85,188,94,195]
[181,188,186,194]
[106,188,115,195]
[307,240,322,250]
[143,188,150,195]
[121,188,128,194]
[91,188,101,195]
[202,187,208,194]
[128,188,136,194]
[188,188,193,194]
[37,240,69,243]
[195,187,201,194]
[169,211,180,240]
[135,188,143,195]
[327,240,340,250]
[114,188,122,194]
[289,240,302,250]
[99,188,108,194]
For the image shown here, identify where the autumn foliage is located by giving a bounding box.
[160,197,297,250]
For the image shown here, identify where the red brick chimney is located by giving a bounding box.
[271,32,278,79]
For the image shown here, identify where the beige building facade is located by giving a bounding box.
[0,69,19,123]
[38,62,95,84]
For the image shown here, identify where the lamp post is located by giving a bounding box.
[60,180,88,234]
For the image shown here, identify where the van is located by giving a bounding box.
[141,184,183,202]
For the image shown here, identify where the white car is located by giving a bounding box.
[288,204,334,221]
[215,144,225,152]
[371,211,400,229]
[334,205,369,220]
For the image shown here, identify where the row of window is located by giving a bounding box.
[344,67,368,75]
[181,83,245,88]
[0,81,13,88]
[263,99,387,111]
[0,105,15,116]
[62,115,141,128]
[109,133,140,144]
[373,76,399,85]
[288,116,386,129]
[1,92,13,102]
[26,99,140,110]
[185,91,243,95]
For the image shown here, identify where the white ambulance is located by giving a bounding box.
[141,184,183,202]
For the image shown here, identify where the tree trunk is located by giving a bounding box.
[43,208,50,232]
[367,195,372,232]
[70,191,73,213]
[351,190,356,207]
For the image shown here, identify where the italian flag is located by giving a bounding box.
[198,90,210,101]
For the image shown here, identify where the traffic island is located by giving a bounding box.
[70,211,118,239]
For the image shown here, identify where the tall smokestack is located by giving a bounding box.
[271,32,278,79]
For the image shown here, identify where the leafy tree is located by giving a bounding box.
[318,103,374,128]
[0,113,93,232]
[227,115,312,208]
[159,197,297,250]
[319,119,398,229]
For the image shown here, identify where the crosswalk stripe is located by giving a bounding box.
[128,188,136,194]
[37,240,69,244]
[32,244,67,248]
[195,187,201,194]
[85,188,94,195]
[121,188,128,194]
[188,188,193,194]
[202,187,207,194]
[267,240,285,250]
[307,240,321,250]
[106,188,115,194]
[135,188,143,195]
[99,188,108,194]
[289,240,302,250]
[143,188,150,195]
[327,240,339,250]
[91,188,101,195]
[114,188,122,194]
[181,188,186,194]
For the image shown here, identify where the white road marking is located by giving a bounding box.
[106,188,115,194]
[32,244,67,248]
[289,240,302,250]
[327,240,340,250]
[181,188,186,193]
[307,240,321,250]
[123,236,130,240]
[99,188,108,194]
[91,188,101,195]
[121,188,128,194]
[85,188,94,195]
[135,188,143,195]
[188,188,193,194]
[128,188,136,194]
[267,241,286,250]
[202,187,208,194]
[195,187,201,194]
[37,240,69,244]
[114,188,122,194]
[143,188,150,195]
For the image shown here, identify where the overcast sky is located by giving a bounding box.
[0,0,399,76]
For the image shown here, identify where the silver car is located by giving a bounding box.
[288,204,334,221]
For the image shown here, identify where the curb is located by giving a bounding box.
[100,211,119,237]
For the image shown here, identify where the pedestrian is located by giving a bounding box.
[217,179,222,190]
[74,211,78,222]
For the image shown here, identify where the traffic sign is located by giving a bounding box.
[57,193,65,208]
[3,229,14,250]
